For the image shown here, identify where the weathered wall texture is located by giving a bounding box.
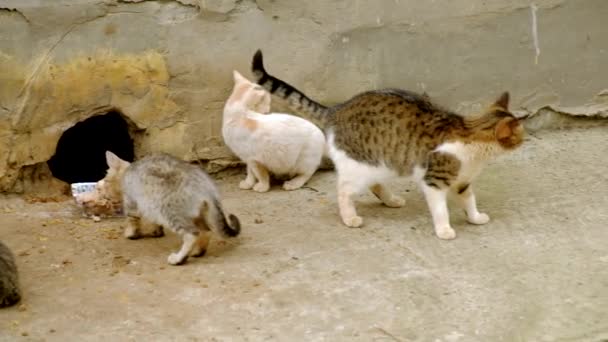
[0,0,606,193]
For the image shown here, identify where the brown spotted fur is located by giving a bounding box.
[251,50,526,237]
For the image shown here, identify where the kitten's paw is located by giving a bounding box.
[468,213,490,225]
[190,248,206,258]
[253,182,270,192]
[384,195,406,208]
[124,227,141,240]
[149,227,165,238]
[435,226,456,240]
[342,215,363,228]
[167,253,187,265]
[239,180,254,190]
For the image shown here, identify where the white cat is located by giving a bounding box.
[222,71,325,192]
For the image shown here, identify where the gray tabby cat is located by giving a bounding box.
[0,241,21,308]
[103,152,241,265]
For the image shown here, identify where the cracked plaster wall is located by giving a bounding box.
[0,0,606,193]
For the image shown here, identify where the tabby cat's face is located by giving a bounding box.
[475,92,526,150]
[495,115,525,150]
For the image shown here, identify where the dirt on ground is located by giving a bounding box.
[0,126,607,342]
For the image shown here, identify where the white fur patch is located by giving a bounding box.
[326,132,398,193]
[434,141,503,185]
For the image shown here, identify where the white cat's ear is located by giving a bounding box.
[232,70,247,83]
[105,151,128,169]
[257,92,271,114]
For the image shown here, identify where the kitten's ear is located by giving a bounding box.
[105,151,128,169]
[232,70,247,83]
[494,92,510,110]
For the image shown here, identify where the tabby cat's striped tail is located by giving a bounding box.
[251,49,331,128]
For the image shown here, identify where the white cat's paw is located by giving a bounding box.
[342,215,363,228]
[468,213,490,225]
[253,182,270,193]
[384,195,406,208]
[239,180,254,190]
[283,180,304,191]
[435,226,456,240]
[167,253,186,265]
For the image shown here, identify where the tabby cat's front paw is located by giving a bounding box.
[467,213,490,225]
[342,215,363,228]
[167,253,187,265]
[253,182,270,193]
[435,226,456,240]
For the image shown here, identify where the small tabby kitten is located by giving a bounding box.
[103,152,241,265]
[223,70,325,192]
[251,50,525,239]
[0,241,21,307]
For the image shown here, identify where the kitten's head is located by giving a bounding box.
[103,151,131,199]
[473,92,526,150]
[230,70,271,113]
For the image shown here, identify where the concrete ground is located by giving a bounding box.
[0,126,607,342]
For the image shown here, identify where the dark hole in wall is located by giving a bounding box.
[47,111,135,184]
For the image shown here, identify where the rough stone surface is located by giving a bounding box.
[0,0,607,192]
[0,127,607,340]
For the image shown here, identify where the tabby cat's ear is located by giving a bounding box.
[494,92,510,110]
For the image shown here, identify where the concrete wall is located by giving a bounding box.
[0,0,607,193]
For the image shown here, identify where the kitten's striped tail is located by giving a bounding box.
[220,212,241,238]
[213,200,241,238]
[196,200,241,238]
[251,50,331,128]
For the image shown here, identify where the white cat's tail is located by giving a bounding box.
[251,49,331,129]
[196,200,241,238]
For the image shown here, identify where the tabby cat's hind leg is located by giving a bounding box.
[370,183,405,208]
[337,180,363,228]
